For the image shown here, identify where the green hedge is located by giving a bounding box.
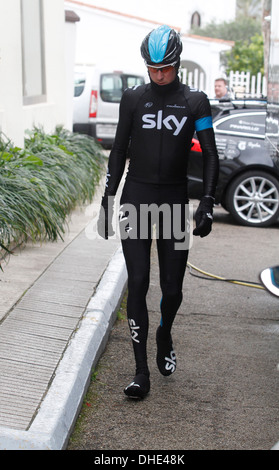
[0,127,105,259]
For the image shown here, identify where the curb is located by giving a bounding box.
[0,247,127,450]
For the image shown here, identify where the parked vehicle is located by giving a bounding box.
[188,99,279,227]
[73,65,145,147]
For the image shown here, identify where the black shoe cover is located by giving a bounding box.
[124,373,150,399]
[156,327,176,376]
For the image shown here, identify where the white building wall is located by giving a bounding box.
[23,0,68,142]
[180,36,232,96]
[77,0,236,32]
[65,15,79,130]
[0,0,69,147]
[0,1,24,145]
[0,0,234,146]
[269,0,279,98]
[66,3,154,76]
[65,1,233,97]
[184,0,237,31]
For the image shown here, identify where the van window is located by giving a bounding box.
[126,76,144,88]
[100,73,144,103]
[100,74,122,103]
[74,72,86,97]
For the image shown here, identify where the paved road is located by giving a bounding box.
[68,204,279,451]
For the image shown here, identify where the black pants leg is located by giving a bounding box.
[120,180,189,376]
[157,236,188,340]
[122,236,152,376]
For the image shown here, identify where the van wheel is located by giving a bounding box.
[226,171,279,227]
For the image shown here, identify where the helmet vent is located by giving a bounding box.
[148,25,171,64]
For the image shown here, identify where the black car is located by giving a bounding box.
[188,99,279,227]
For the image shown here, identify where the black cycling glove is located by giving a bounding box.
[193,196,214,238]
[97,196,115,239]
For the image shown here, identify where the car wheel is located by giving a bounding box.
[226,171,279,227]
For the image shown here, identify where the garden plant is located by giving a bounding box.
[0,127,105,267]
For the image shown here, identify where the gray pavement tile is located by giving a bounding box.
[0,414,31,430]
[0,382,45,400]
[0,358,54,381]
[9,308,81,329]
[15,299,84,317]
[18,290,91,308]
[0,376,49,396]
[0,330,66,354]
[2,318,73,341]
[0,342,60,368]
[0,183,127,445]
[0,394,41,413]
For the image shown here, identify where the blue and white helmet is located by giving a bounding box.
[141,25,182,67]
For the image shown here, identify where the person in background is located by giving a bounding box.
[214,77,230,100]
[98,25,219,399]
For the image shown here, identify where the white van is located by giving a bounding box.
[73,65,145,147]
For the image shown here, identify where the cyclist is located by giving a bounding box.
[98,25,219,399]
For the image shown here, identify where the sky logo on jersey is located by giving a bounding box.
[142,110,187,136]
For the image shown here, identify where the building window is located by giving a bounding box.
[21,0,46,105]
[191,11,201,28]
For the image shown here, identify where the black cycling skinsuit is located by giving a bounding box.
[105,76,218,195]
[103,76,219,378]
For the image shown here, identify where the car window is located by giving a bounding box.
[100,73,144,103]
[74,73,86,97]
[215,112,266,138]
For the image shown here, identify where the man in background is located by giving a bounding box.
[214,77,230,100]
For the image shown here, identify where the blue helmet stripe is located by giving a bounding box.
[148,25,171,63]
[195,116,213,132]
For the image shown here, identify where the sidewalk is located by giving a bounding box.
[1,189,279,450]
[0,186,127,450]
[67,207,279,451]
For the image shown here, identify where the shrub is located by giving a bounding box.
[0,127,105,263]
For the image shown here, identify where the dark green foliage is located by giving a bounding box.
[0,127,105,261]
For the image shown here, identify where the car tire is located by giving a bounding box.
[226,171,279,227]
